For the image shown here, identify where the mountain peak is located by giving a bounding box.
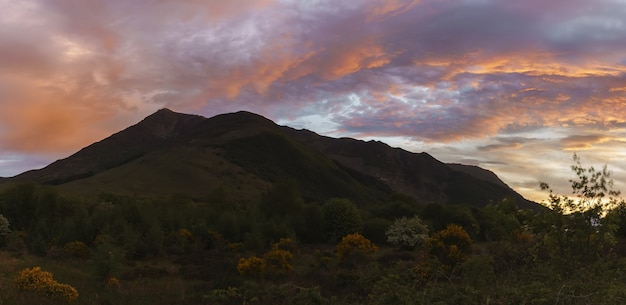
[156,107,175,113]
[138,108,205,139]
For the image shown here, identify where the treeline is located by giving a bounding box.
[0,181,533,260]
[1,177,626,263]
[3,155,626,304]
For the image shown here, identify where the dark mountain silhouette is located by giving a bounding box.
[5,109,537,208]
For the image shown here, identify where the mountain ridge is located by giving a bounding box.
[4,108,537,209]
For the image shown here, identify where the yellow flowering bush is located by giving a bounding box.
[236,238,296,277]
[264,248,294,272]
[426,224,473,268]
[13,267,79,303]
[237,256,265,276]
[336,233,378,262]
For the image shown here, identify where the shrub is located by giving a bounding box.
[336,233,378,262]
[386,215,429,250]
[0,213,10,235]
[63,241,92,259]
[13,266,78,303]
[93,241,125,279]
[263,238,295,274]
[237,256,265,276]
[264,248,294,273]
[427,224,473,268]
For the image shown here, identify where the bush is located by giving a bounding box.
[13,267,78,303]
[63,241,92,259]
[323,198,363,242]
[427,224,473,268]
[264,248,294,273]
[336,233,378,263]
[237,256,265,276]
[0,213,10,235]
[385,216,429,250]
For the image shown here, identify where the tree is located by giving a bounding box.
[538,153,624,261]
[322,198,363,242]
[475,199,522,242]
[385,215,429,250]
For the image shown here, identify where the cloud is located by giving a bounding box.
[4,0,626,147]
[560,134,611,150]
[3,0,626,200]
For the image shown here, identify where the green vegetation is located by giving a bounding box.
[385,215,429,250]
[2,155,626,304]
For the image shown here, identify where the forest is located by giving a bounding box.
[2,155,626,304]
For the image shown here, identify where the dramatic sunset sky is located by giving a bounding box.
[1,0,626,202]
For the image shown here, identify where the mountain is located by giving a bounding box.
[4,109,537,209]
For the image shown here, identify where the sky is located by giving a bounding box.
[1,0,626,203]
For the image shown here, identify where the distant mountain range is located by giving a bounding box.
[3,109,538,209]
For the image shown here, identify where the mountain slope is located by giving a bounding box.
[5,109,537,208]
[12,108,205,185]
[286,128,535,209]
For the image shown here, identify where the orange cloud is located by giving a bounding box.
[560,134,612,151]
[302,40,397,81]
[0,98,113,153]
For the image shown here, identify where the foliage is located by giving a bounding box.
[336,233,378,262]
[62,241,92,259]
[7,158,626,304]
[202,286,242,305]
[237,256,265,276]
[475,198,523,242]
[421,203,480,237]
[541,154,622,214]
[385,215,429,250]
[294,203,326,243]
[539,154,624,261]
[0,213,10,235]
[236,239,295,278]
[264,249,294,273]
[93,240,125,279]
[264,238,295,273]
[427,224,473,268]
[362,217,392,244]
[273,237,295,251]
[322,198,363,242]
[13,266,79,303]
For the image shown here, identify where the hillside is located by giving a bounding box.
[4,108,537,208]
